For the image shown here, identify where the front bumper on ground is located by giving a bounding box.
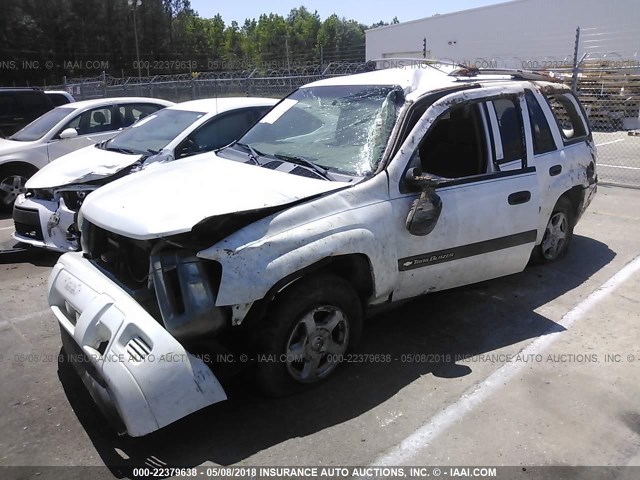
[48,252,227,437]
[13,194,78,252]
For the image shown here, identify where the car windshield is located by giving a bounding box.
[103,108,205,154]
[9,107,73,141]
[237,85,403,176]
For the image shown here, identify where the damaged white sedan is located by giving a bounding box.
[13,97,277,252]
[48,63,597,436]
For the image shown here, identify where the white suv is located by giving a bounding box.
[47,64,597,436]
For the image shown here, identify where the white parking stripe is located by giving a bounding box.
[596,139,625,147]
[371,255,640,466]
[599,164,640,171]
[0,226,14,231]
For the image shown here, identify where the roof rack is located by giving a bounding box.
[448,67,562,82]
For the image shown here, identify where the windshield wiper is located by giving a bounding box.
[273,153,332,180]
[234,142,263,165]
[104,146,137,154]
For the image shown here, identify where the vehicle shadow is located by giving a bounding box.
[57,234,615,476]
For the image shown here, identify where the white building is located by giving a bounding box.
[365,0,640,69]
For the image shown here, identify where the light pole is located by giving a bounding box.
[128,0,142,79]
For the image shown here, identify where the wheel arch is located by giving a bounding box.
[559,185,583,219]
[0,161,39,177]
[241,253,375,329]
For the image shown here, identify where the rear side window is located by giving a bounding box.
[47,93,72,106]
[524,90,556,155]
[18,92,50,111]
[0,94,18,115]
[545,93,587,142]
[492,97,524,164]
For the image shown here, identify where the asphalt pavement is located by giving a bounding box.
[0,185,639,478]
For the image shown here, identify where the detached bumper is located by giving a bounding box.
[48,252,227,437]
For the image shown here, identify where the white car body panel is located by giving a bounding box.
[27,144,145,188]
[81,154,350,239]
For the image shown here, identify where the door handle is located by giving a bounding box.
[508,191,531,205]
[549,165,562,176]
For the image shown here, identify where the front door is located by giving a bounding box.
[387,87,540,301]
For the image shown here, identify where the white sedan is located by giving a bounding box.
[14,97,278,252]
[0,97,174,211]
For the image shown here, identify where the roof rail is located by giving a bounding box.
[448,67,562,82]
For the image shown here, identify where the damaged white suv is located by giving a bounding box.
[47,63,597,436]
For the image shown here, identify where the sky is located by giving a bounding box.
[189,0,510,26]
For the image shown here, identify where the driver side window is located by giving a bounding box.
[414,102,488,179]
[58,106,115,137]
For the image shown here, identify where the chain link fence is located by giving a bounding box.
[48,63,372,102]
[47,58,640,188]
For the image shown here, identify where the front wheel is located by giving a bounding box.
[531,197,575,264]
[0,165,35,212]
[256,274,362,397]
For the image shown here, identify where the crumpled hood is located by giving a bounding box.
[0,137,36,155]
[81,153,349,239]
[26,144,144,189]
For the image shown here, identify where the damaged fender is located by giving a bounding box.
[198,173,398,314]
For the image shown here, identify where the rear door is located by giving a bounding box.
[387,87,540,300]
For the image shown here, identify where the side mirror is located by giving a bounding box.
[59,128,78,139]
[405,167,443,236]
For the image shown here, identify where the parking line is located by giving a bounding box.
[370,254,640,466]
[0,226,14,231]
[596,139,625,147]
[599,164,640,171]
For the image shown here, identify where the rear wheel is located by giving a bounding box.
[0,165,35,212]
[532,197,575,264]
[256,274,362,397]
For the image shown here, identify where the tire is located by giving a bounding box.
[0,165,36,213]
[256,273,363,397]
[531,196,575,264]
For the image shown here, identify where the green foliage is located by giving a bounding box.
[0,1,398,84]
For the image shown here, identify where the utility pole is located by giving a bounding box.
[128,0,142,80]
[285,35,292,89]
[571,27,581,93]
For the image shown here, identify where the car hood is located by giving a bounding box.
[81,153,350,239]
[0,137,36,155]
[26,145,144,189]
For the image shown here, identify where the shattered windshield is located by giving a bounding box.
[103,108,205,154]
[237,84,403,176]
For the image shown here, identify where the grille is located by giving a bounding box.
[125,337,152,362]
[85,222,151,289]
[13,206,43,240]
[290,166,326,180]
[263,160,283,170]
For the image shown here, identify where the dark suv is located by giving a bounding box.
[0,88,54,138]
